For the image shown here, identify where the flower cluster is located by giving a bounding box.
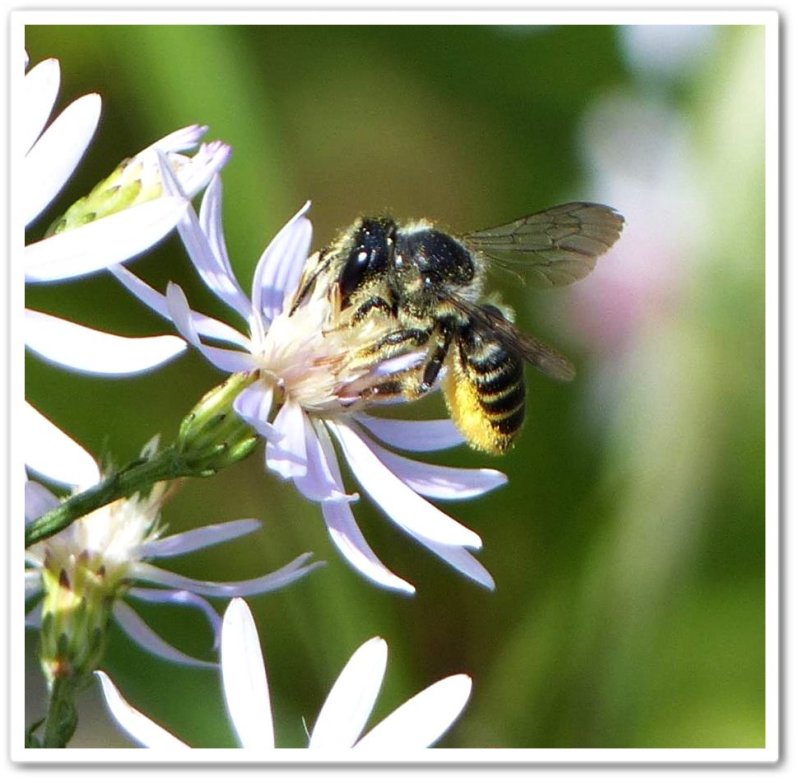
[26,409,320,686]
[113,165,505,594]
[22,52,502,751]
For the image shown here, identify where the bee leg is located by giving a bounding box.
[356,373,423,404]
[358,327,431,361]
[351,295,395,322]
[419,321,456,393]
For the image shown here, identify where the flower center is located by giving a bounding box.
[252,284,410,413]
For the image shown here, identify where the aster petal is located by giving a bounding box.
[193,175,252,319]
[313,424,415,594]
[252,202,313,322]
[309,637,387,749]
[127,587,222,649]
[25,480,60,524]
[25,197,188,282]
[153,142,230,204]
[322,500,415,595]
[328,421,482,549]
[25,608,42,631]
[23,402,100,488]
[23,58,60,154]
[145,124,207,153]
[355,414,466,452]
[95,672,190,749]
[165,282,256,372]
[162,163,251,322]
[138,518,262,558]
[173,141,232,200]
[24,92,101,225]
[399,535,495,590]
[355,427,507,500]
[356,674,472,750]
[111,265,249,347]
[25,573,44,603]
[265,400,308,479]
[221,598,275,749]
[25,309,186,375]
[233,383,283,441]
[131,553,323,597]
[112,602,215,668]
[293,417,356,503]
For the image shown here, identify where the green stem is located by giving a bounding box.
[25,446,189,547]
[42,677,79,748]
[25,373,259,548]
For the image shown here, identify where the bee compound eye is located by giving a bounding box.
[338,218,397,302]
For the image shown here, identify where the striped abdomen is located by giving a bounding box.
[442,323,526,454]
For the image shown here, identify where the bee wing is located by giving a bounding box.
[463,202,624,287]
[447,295,576,381]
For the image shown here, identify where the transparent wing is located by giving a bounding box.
[463,202,624,288]
[447,296,575,382]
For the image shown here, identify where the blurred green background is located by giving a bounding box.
[24,23,767,749]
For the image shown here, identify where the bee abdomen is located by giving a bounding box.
[467,344,526,418]
[443,334,526,454]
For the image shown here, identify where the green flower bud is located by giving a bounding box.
[46,155,165,236]
[176,372,260,474]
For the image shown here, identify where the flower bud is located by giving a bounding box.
[177,372,260,474]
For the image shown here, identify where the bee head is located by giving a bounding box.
[338,217,397,304]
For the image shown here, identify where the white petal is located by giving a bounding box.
[25,309,186,375]
[313,423,415,594]
[25,197,187,281]
[23,58,60,154]
[111,265,249,347]
[25,596,43,623]
[328,421,482,549]
[322,500,415,595]
[293,417,354,502]
[165,282,255,372]
[95,671,189,749]
[193,175,252,319]
[25,480,60,524]
[145,124,207,153]
[174,140,232,199]
[24,92,101,225]
[23,402,100,487]
[138,518,261,558]
[309,638,387,749]
[355,414,466,452]
[131,554,323,597]
[251,202,313,322]
[265,400,308,479]
[127,587,221,649]
[397,536,495,590]
[112,602,215,668]
[150,139,229,202]
[356,427,507,500]
[356,674,472,750]
[232,382,283,442]
[166,166,252,322]
[221,598,275,749]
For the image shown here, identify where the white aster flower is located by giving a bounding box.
[113,167,506,594]
[25,409,321,681]
[22,55,230,376]
[97,597,472,750]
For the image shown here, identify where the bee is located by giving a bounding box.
[291,202,624,454]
